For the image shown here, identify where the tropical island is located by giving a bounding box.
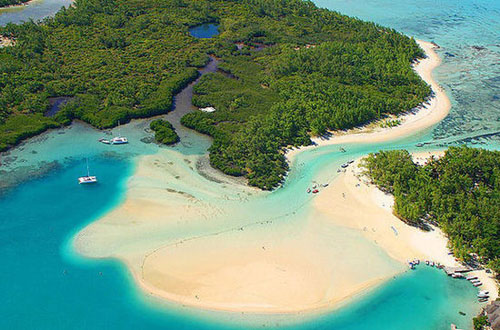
[0,0,430,189]
[362,147,500,278]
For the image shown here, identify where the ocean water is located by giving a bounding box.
[1,0,498,329]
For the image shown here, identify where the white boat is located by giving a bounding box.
[111,121,128,144]
[478,290,489,296]
[473,282,483,287]
[467,276,478,281]
[78,159,97,184]
[452,273,464,278]
[98,138,111,144]
[111,136,128,144]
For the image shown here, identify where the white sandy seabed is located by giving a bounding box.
[73,40,498,316]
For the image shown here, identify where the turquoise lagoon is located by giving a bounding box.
[1,0,499,329]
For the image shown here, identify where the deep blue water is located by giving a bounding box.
[0,156,236,330]
[189,24,219,38]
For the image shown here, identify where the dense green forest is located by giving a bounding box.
[150,119,179,145]
[0,0,29,8]
[362,147,500,274]
[0,0,430,188]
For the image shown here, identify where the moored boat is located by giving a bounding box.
[111,136,128,144]
[78,159,98,184]
[99,138,111,144]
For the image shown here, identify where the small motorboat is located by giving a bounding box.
[348,160,354,164]
[341,163,348,169]
[99,138,111,144]
[473,282,483,287]
[322,183,329,187]
[452,273,464,278]
[478,298,488,302]
[426,260,430,266]
[478,290,489,296]
[466,276,478,281]
[307,188,311,193]
[312,189,319,194]
[416,143,424,147]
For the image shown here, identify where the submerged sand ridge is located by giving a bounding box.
[74,40,469,313]
[75,146,403,313]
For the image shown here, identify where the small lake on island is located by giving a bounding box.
[189,23,219,38]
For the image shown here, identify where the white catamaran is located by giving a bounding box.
[78,159,97,184]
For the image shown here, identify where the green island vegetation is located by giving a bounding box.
[0,0,430,188]
[362,146,500,276]
[473,314,490,330]
[0,0,29,8]
[150,119,179,145]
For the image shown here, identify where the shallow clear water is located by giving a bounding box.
[315,0,500,149]
[0,1,498,329]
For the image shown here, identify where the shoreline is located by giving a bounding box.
[73,39,479,315]
[0,0,36,11]
[313,152,498,303]
[286,40,451,161]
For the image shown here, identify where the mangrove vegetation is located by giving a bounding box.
[0,0,430,188]
[150,119,179,145]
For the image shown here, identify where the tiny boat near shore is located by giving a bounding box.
[111,136,128,144]
[312,189,319,194]
[99,138,111,144]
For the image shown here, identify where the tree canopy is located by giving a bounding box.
[1,0,430,188]
[0,0,29,8]
[150,119,179,145]
[362,147,500,274]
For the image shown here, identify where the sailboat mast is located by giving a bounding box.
[86,158,90,177]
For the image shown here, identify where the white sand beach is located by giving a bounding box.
[313,153,498,303]
[75,148,403,314]
[73,39,496,314]
[286,40,451,161]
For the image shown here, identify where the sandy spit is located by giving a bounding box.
[286,40,451,161]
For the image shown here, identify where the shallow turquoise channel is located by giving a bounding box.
[1,0,499,329]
